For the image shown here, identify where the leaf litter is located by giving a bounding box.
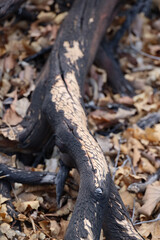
[0,1,160,239]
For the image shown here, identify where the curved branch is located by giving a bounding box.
[0,164,56,185]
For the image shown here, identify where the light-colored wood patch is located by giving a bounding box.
[80,218,93,240]
[51,64,109,188]
[63,41,84,66]
[116,217,142,239]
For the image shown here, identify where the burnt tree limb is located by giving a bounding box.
[0,0,25,19]
[95,40,134,95]
[128,168,160,193]
[0,163,56,185]
[0,0,144,239]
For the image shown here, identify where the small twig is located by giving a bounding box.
[131,199,136,223]
[134,214,160,226]
[23,46,52,62]
[131,45,160,61]
[0,174,9,179]
[121,158,129,167]
[0,164,56,185]
[29,216,36,233]
[137,112,160,129]
[132,65,153,72]
[128,168,160,193]
[126,155,136,175]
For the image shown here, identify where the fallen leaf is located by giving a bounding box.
[54,12,68,25]
[14,200,40,212]
[53,199,74,217]
[0,204,13,222]
[38,220,50,232]
[133,146,141,167]
[116,96,134,106]
[119,190,135,209]
[139,182,160,216]
[0,78,11,99]
[2,107,22,125]
[50,220,60,237]
[14,97,30,118]
[4,55,16,72]
[37,11,56,22]
[138,221,160,239]
[96,134,113,155]
[140,158,156,174]
[0,195,9,205]
[0,223,16,239]
[58,219,69,239]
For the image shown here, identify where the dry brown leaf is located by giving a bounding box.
[0,195,9,205]
[14,97,30,118]
[2,107,22,125]
[53,199,74,217]
[0,236,8,240]
[96,135,113,155]
[11,65,35,91]
[137,221,160,239]
[54,12,68,25]
[17,213,27,221]
[14,200,40,212]
[119,190,135,209]
[140,158,156,174]
[115,166,146,186]
[133,146,141,167]
[37,11,56,22]
[89,109,115,122]
[4,55,16,72]
[17,192,38,202]
[0,152,16,166]
[116,96,134,106]
[39,220,50,232]
[50,220,60,237]
[144,127,160,143]
[123,127,146,142]
[0,223,16,239]
[139,182,160,216]
[116,108,136,119]
[0,125,23,141]
[58,219,69,239]
[0,78,11,99]
[0,204,13,223]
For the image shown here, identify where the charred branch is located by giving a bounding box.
[0,163,56,185]
[128,168,160,193]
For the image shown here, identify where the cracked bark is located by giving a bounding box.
[0,0,145,239]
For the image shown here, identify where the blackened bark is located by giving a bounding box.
[0,163,56,185]
[128,168,160,193]
[95,41,134,95]
[0,0,25,19]
[103,179,143,240]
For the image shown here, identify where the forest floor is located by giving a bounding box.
[0,1,160,239]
